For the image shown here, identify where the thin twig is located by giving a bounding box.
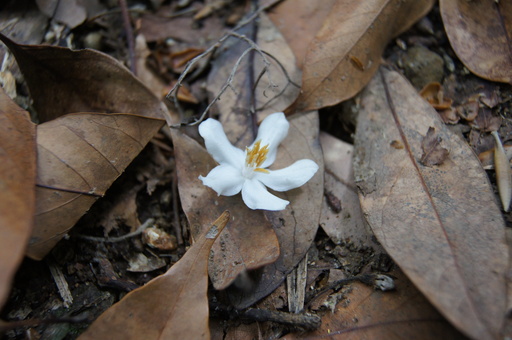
[165,0,287,127]
[77,218,155,243]
[118,0,136,75]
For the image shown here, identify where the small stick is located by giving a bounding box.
[77,218,155,243]
[118,0,136,75]
[47,258,73,307]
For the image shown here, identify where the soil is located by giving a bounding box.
[1,2,511,339]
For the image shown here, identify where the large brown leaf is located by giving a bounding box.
[0,87,36,309]
[78,211,230,340]
[266,0,336,69]
[30,113,164,259]
[440,0,512,83]
[0,33,168,122]
[353,67,508,339]
[226,111,324,309]
[0,34,168,259]
[289,0,435,112]
[172,129,280,290]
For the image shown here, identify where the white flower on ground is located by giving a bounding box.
[198,112,319,211]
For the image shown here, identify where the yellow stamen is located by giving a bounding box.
[245,140,269,169]
[254,168,270,174]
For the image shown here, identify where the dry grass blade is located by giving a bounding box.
[78,211,230,340]
[491,131,512,212]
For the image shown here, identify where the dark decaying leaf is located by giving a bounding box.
[419,127,449,166]
[440,0,512,83]
[288,0,435,112]
[0,33,168,123]
[30,113,164,259]
[0,87,36,309]
[353,67,508,339]
[79,212,230,340]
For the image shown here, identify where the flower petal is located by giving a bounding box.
[199,164,244,196]
[254,159,319,191]
[252,112,289,168]
[199,118,244,169]
[241,179,289,210]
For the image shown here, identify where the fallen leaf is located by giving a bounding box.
[419,127,450,167]
[0,87,36,309]
[78,211,230,340]
[288,269,465,339]
[440,0,512,83]
[353,67,508,339]
[468,106,502,132]
[419,82,453,110]
[456,100,479,122]
[0,33,168,123]
[225,111,324,309]
[171,129,280,290]
[478,145,512,169]
[319,132,370,248]
[267,0,336,69]
[31,113,164,259]
[288,0,435,112]
[0,34,168,259]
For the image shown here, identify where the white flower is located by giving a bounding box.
[198,112,319,211]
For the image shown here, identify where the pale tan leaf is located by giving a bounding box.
[353,67,508,339]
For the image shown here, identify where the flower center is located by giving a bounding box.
[243,140,270,178]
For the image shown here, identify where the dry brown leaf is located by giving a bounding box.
[30,113,164,259]
[226,111,324,308]
[440,0,512,83]
[353,67,508,339]
[419,127,450,167]
[79,211,230,340]
[267,0,336,69]
[0,87,36,309]
[319,132,370,248]
[288,0,435,112]
[206,12,301,147]
[419,82,453,110]
[469,106,502,132]
[171,129,280,290]
[491,131,512,212]
[0,33,168,123]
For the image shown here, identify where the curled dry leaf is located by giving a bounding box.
[289,0,435,112]
[30,113,165,259]
[0,34,168,259]
[0,87,36,309]
[440,0,512,83]
[353,67,508,339]
[419,127,450,167]
[419,82,453,110]
[0,33,168,123]
[79,211,230,340]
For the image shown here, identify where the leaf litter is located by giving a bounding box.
[1,1,512,339]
